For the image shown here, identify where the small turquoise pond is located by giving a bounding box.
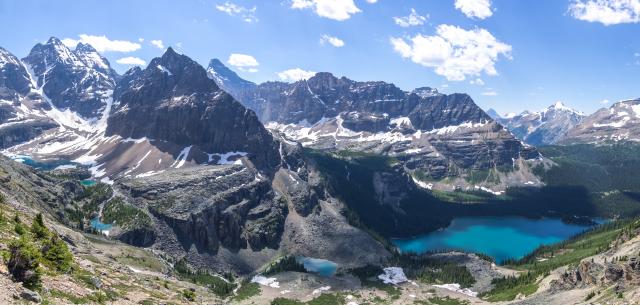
[297,257,338,277]
[80,179,97,186]
[392,216,597,264]
[10,155,77,171]
[90,217,113,232]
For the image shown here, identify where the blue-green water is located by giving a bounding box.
[297,257,338,277]
[392,216,596,264]
[80,179,97,186]
[90,217,113,232]
[10,155,77,171]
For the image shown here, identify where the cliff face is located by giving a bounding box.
[206,64,541,189]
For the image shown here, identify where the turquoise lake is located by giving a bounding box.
[392,216,596,264]
[80,179,97,186]
[90,217,113,232]
[297,257,338,277]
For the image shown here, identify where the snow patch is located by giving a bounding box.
[312,286,331,295]
[378,267,407,285]
[208,151,248,165]
[412,176,433,190]
[250,275,280,288]
[432,283,478,297]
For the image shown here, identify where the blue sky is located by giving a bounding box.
[0,0,639,115]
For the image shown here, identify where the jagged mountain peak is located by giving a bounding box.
[74,42,97,53]
[22,37,117,118]
[498,102,586,146]
[140,49,219,95]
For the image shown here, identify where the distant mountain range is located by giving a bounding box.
[490,100,640,146]
[208,59,542,192]
[562,99,640,144]
[488,102,586,146]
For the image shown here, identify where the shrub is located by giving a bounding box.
[7,237,43,289]
[31,213,50,239]
[42,235,74,273]
[182,289,196,302]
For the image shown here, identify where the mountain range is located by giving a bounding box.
[2,37,640,305]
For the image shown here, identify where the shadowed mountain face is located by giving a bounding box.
[495,102,585,146]
[106,48,280,169]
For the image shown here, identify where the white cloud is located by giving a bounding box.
[393,9,427,27]
[278,68,317,82]
[600,99,610,104]
[481,90,498,96]
[320,34,345,47]
[390,24,512,81]
[366,0,378,3]
[216,1,258,23]
[470,78,485,85]
[150,40,164,49]
[61,34,141,53]
[227,53,259,72]
[116,57,146,66]
[455,0,493,19]
[569,0,640,25]
[291,0,361,21]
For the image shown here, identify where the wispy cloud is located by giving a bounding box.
[291,0,361,21]
[150,40,164,49]
[569,0,640,25]
[278,68,316,82]
[470,78,485,86]
[393,8,427,27]
[481,90,498,96]
[390,25,511,81]
[320,34,345,47]
[61,34,141,52]
[116,57,146,66]
[227,53,259,72]
[216,1,258,23]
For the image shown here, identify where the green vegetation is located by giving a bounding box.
[391,254,475,288]
[174,258,237,298]
[102,197,152,230]
[465,169,500,184]
[271,294,346,305]
[419,296,470,305]
[49,289,118,304]
[536,143,640,192]
[5,213,75,290]
[232,280,261,301]
[263,255,306,276]
[182,289,196,302]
